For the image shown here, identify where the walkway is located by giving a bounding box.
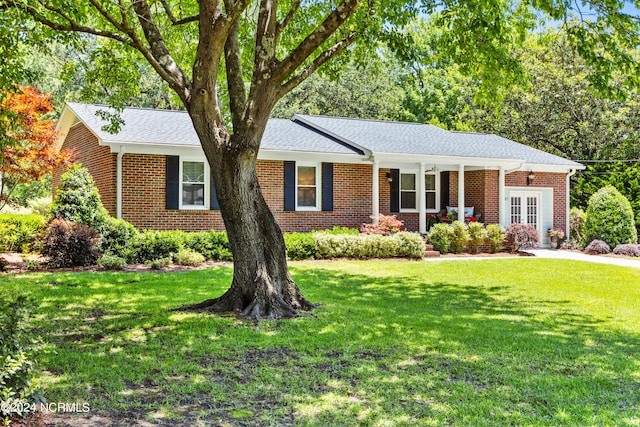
[424,249,640,269]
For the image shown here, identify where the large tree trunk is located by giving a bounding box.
[180,109,316,320]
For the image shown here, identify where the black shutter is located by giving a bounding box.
[284,161,296,211]
[166,155,179,210]
[321,162,334,211]
[210,172,220,210]
[389,169,400,212]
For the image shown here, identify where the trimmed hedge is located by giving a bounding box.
[0,214,46,252]
[314,232,425,259]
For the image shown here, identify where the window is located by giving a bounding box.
[425,173,436,210]
[181,160,207,208]
[400,173,417,210]
[296,164,320,210]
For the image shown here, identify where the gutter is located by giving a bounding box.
[566,168,577,236]
[116,146,125,219]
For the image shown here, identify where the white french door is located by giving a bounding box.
[509,191,540,230]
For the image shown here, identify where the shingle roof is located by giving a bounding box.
[294,115,582,167]
[65,103,362,155]
[65,103,582,167]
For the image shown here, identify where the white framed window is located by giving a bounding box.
[425,173,438,211]
[180,159,209,209]
[400,171,417,211]
[296,162,321,210]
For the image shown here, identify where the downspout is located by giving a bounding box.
[371,157,380,224]
[116,146,125,219]
[501,162,525,227]
[566,168,577,236]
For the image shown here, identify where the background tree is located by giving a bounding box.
[3,0,638,320]
[0,86,72,211]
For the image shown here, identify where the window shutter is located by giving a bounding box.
[210,173,220,210]
[166,156,179,210]
[284,161,296,211]
[321,162,334,211]
[389,169,400,213]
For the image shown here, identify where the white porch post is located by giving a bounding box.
[116,146,125,219]
[419,163,427,233]
[372,159,380,224]
[457,164,465,218]
[499,167,505,227]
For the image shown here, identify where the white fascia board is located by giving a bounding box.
[291,114,372,157]
[520,163,586,173]
[258,149,367,164]
[375,153,524,169]
[106,142,204,157]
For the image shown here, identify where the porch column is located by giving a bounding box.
[372,159,380,224]
[499,166,505,227]
[419,163,426,233]
[116,146,125,219]
[457,164,465,218]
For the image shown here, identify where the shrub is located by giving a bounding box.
[466,222,488,254]
[50,164,109,229]
[128,230,184,263]
[612,244,640,257]
[486,224,505,254]
[314,226,360,235]
[360,214,403,235]
[448,221,469,254]
[505,223,539,251]
[583,186,637,249]
[0,295,44,422]
[314,232,423,259]
[182,231,232,261]
[174,248,205,266]
[569,207,587,246]
[284,232,316,260]
[98,217,138,256]
[427,223,452,254]
[148,257,172,270]
[0,214,46,252]
[584,239,611,255]
[28,196,52,216]
[0,256,7,272]
[40,219,101,267]
[97,254,128,270]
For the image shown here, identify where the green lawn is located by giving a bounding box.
[2,259,640,426]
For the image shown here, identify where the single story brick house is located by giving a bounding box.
[54,103,584,245]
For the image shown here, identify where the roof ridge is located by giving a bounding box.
[298,114,437,128]
[69,102,187,114]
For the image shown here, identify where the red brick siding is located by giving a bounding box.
[53,123,116,214]
[505,171,567,231]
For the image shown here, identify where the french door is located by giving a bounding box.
[509,191,540,230]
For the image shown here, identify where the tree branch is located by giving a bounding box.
[275,0,300,40]
[274,0,362,82]
[224,19,247,131]
[159,0,199,25]
[278,32,356,97]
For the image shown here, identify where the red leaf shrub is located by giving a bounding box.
[40,219,101,267]
[584,239,611,255]
[612,244,640,257]
[505,223,539,251]
[360,214,403,236]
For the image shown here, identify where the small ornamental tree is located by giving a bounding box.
[50,164,109,230]
[583,186,637,249]
[0,87,72,211]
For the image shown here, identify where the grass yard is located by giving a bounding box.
[2,258,640,426]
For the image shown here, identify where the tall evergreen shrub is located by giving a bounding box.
[583,185,637,249]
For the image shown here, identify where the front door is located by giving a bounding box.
[509,191,540,230]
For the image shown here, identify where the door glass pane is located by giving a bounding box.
[401,173,416,191]
[527,196,538,228]
[298,166,316,186]
[401,192,416,209]
[425,174,436,191]
[510,196,522,224]
[298,187,317,207]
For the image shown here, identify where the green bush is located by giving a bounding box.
[98,217,138,256]
[449,221,470,254]
[0,214,46,252]
[427,223,452,254]
[314,226,360,235]
[127,230,184,263]
[40,219,101,267]
[50,164,109,229]
[284,232,317,260]
[569,207,587,247]
[174,248,205,266]
[486,224,506,253]
[0,295,44,422]
[148,257,172,270]
[182,231,232,261]
[97,254,127,270]
[314,232,424,259]
[583,186,638,249]
[466,222,487,254]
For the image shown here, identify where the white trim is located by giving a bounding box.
[179,158,210,210]
[295,161,321,211]
[116,146,125,219]
[499,167,506,227]
[372,159,380,224]
[566,168,577,238]
[458,164,465,220]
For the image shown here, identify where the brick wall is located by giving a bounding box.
[53,123,117,214]
[505,171,567,231]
